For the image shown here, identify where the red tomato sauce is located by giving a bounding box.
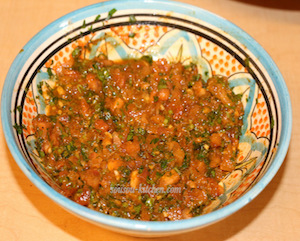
[32,49,244,220]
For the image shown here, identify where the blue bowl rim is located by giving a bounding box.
[1,0,292,233]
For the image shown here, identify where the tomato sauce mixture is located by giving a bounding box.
[33,47,244,220]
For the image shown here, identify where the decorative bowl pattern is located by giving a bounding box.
[1,0,291,237]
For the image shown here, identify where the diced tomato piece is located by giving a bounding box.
[94,119,110,132]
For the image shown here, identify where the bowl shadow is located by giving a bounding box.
[6,138,288,240]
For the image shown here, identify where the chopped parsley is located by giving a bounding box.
[128,32,136,38]
[94,14,101,22]
[81,20,86,29]
[13,123,27,134]
[106,8,117,20]
[129,15,137,24]
[47,67,53,78]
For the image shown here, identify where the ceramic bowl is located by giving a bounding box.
[1,0,292,237]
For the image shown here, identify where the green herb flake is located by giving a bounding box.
[138,166,144,174]
[157,79,167,90]
[145,198,154,208]
[16,105,22,113]
[270,117,274,129]
[137,127,146,135]
[72,46,82,58]
[191,205,204,216]
[81,144,88,160]
[160,159,168,169]
[94,14,101,22]
[47,67,53,78]
[127,128,135,141]
[156,171,163,177]
[122,202,128,208]
[163,118,169,125]
[134,204,142,214]
[150,138,159,144]
[106,8,117,20]
[206,167,216,178]
[88,25,94,33]
[96,67,110,85]
[13,123,27,134]
[244,56,250,68]
[141,55,153,64]
[146,176,154,185]
[187,81,194,88]
[129,15,137,24]
[39,151,45,158]
[128,32,136,38]
[181,159,189,170]
[174,167,181,175]
[81,20,86,29]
